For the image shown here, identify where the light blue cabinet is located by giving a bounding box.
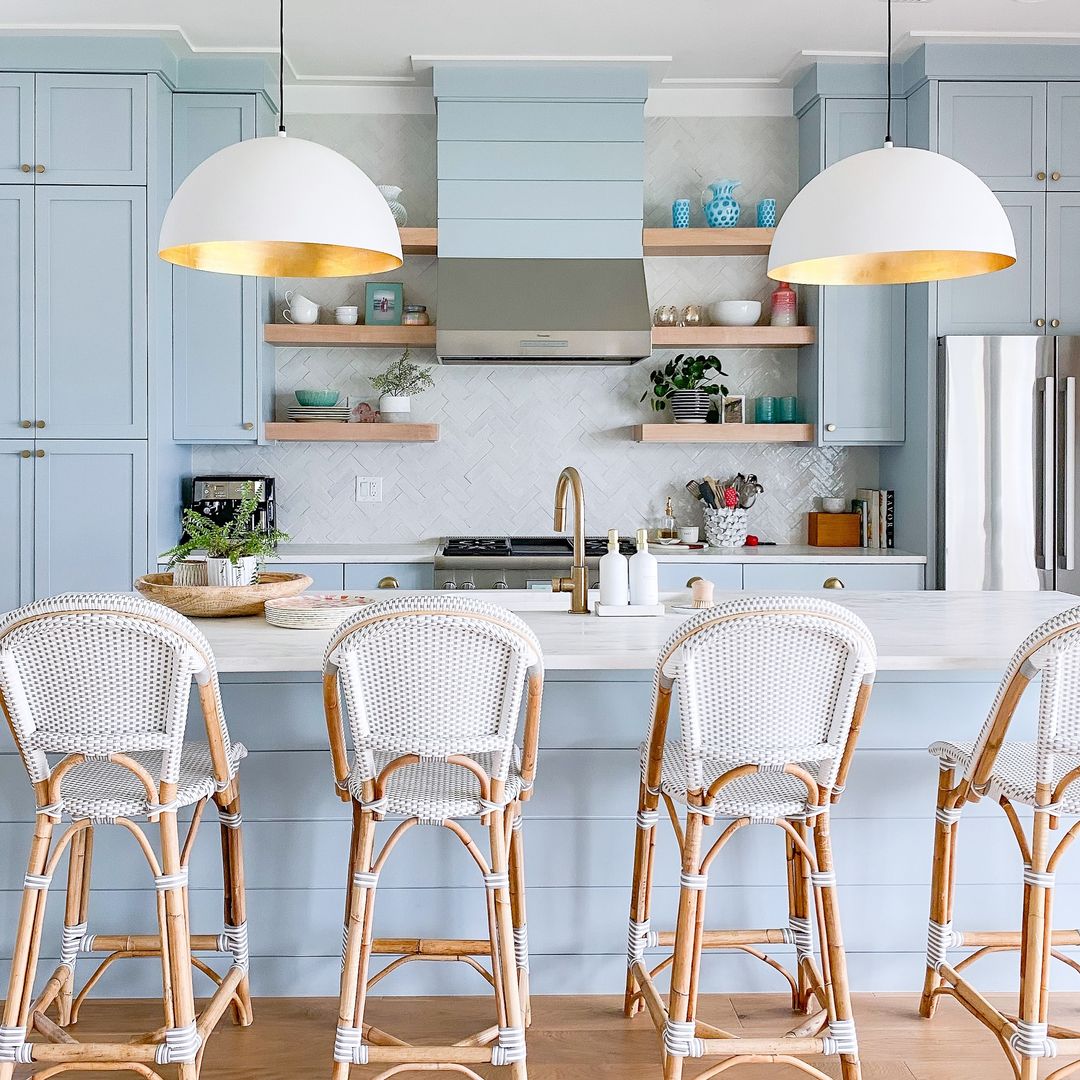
[33,441,148,596]
[34,74,147,185]
[0,187,33,437]
[743,562,925,592]
[1048,84,1080,191]
[656,563,742,591]
[0,443,33,611]
[273,562,345,591]
[34,186,148,438]
[344,563,434,591]
[937,191,1045,336]
[0,74,33,183]
[172,94,260,442]
[1046,193,1080,334]
[798,97,906,445]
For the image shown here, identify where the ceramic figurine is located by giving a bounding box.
[377,185,408,227]
[702,180,741,228]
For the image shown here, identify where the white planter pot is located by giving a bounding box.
[379,394,411,423]
[206,556,259,587]
[172,559,208,587]
[670,390,711,424]
[703,507,749,548]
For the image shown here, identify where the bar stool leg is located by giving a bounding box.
[624,781,659,1018]
[786,823,813,1013]
[812,814,861,1080]
[58,824,93,1026]
[215,791,253,1027]
[1016,808,1055,1080]
[508,812,532,1028]
[920,764,959,1019]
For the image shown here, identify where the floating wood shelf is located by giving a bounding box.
[642,227,775,256]
[264,324,436,348]
[264,422,440,443]
[633,423,814,444]
[650,325,814,349]
[399,227,437,255]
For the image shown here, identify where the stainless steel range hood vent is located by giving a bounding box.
[436,258,652,365]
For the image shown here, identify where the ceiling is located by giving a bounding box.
[1,0,1078,86]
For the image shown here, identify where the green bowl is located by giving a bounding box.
[294,389,340,407]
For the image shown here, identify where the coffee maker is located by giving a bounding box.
[183,476,277,538]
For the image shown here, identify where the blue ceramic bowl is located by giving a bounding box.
[294,389,340,407]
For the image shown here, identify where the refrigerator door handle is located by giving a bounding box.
[1041,376,1056,572]
[1065,376,1077,572]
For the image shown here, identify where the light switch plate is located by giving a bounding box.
[355,476,383,502]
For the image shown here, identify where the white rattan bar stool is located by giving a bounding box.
[920,604,1080,1080]
[624,596,877,1080]
[0,593,252,1080]
[322,595,544,1080]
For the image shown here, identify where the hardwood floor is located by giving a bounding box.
[12,992,1069,1079]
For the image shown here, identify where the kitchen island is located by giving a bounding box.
[2,590,1077,1001]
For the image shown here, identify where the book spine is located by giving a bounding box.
[856,489,874,548]
[877,490,886,550]
[886,490,895,549]
[851,499,867,547]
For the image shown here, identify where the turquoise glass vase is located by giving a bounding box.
[702,180,741,228]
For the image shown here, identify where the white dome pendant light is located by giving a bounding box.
[768,0,1015,286]
[158,0,402,277]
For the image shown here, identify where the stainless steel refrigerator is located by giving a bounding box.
[939,336,1080,592]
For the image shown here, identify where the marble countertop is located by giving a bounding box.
[256,542,925,566]
[194,589,1078,674]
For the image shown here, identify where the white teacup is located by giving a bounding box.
[283,290,319,324]
[335,306,359,325]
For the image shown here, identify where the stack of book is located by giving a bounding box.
[852,489,894,549]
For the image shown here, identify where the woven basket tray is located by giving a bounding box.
[134,572,313,618]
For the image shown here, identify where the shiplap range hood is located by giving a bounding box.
[433,65,651,365]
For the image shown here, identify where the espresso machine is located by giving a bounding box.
[183,476,277,538]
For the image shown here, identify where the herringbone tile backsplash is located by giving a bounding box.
[194,115,879,543]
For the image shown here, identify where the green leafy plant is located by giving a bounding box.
[370,347,435,398]
[163,483,289,568]
[641,353,729,413]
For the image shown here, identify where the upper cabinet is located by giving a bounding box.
[797,96,906,445]
[0,187,33,437]
[171,93,265,443]
[1047,84,1080,191]
[0,74,34,183]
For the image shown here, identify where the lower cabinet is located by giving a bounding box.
[344,563,434,591]
[742,562,925,591]
[0,439,148,608]
[656,563,742,591]
[273,562,345,591]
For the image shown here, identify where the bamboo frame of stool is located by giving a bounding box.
[624,631,873,1080]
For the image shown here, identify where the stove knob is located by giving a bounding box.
[460,581,476,590]
[493,580,509,590]
[442,580,457,589]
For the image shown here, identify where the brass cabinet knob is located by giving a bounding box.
[34,164,45,174]
[20,419,31,428]
[825,423,837,432]
[1052,171,1062,182]
[823,576,845,589]
[34,449,45,458]
[19,449,31,459]
[35,419,45,428]
[242,421,254,430]
[1052,319,1062,328]
[20,163,31,173]
[1037,318,1047,327]
[377,576,399,589]
[1037,171,1047,181]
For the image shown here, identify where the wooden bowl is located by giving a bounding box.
[134,572,313,618]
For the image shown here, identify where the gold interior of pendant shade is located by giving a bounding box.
[768,248,1016,287]
[159,239,403,278]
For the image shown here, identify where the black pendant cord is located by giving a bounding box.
[278,0,286,134]
[885,0,893,146]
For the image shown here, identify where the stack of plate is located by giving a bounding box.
[264,593,372,629]
[286,405,351,423]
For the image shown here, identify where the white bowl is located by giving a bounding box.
[709,300,762,327]
[822,497,847,513]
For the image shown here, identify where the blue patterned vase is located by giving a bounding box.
[672,199,691,228]
[756,198,777,228]
[702,180,741,228]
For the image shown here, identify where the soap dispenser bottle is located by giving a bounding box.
[660,496,677,540]
[599,529,629,607]
[629,527,659,606]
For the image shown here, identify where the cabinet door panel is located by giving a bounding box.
[172,94,258,442]
[0,188,33,437]
[1048,83,1080,192]
[939,82,1046,191]
[33,441,148,597]
[35,187,148,438]
[937,192,1045,336]
[656,563,742,591]
[35,74,146,185]
[0,443,33,611]
[743,563,924,592]
[344,563,433,591]
[0,74,33,183]
[1047,193,1080,335]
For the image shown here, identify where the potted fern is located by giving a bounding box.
[641,353,728,424]
[163,484,289,587]
[371,347,434,422]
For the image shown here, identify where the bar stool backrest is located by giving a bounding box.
[0,593,230,789]
[325,595,543,785]
[652,596,877,792]
[965,603,1080,793]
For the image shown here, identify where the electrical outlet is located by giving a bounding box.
[355,476,383,503]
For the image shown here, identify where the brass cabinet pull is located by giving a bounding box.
[20,419,31,428]
[1037,318,1047,328]
[20,163,31,173]
[35,419,45,428]
[1037,171,1047,181]
[823,576,845,589]
[377,576,399,589]
[34,164,45,174]
[825,423,837,432]
[1052,171,1062,182]
[1052,319,1062,329]
[19,449,31,459]
[34,449,45,458]
[242,421,254,430]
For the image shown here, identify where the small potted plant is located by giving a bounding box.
[370,347,434,422]
[641,353,728,424]
[163,484,289,587]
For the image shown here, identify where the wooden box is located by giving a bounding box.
[807,512,861,547]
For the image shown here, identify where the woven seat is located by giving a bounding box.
[57,742,248,821]
[350,749,523,819]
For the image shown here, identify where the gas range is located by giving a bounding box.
[435,535,635,591]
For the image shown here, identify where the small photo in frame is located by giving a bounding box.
[722,395,746,425]
[365,282,404,326]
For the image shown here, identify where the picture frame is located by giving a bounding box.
[365,282,404,326]
[722,395,745,425]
